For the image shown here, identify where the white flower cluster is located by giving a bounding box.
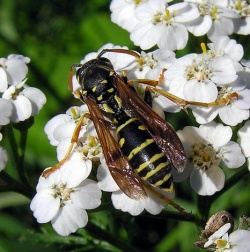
[0,54,46,125]
[0,54,46,172]
[31,0,250,238]
[111,0,250,50]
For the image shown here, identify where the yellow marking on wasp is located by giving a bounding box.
[102,104,114,113]
[138,125,146,130]
[108,87,115,93]
[97,94,103,101]
[92,86,97,93]
[143,161,170,180]
[119,138,125,147]
[117,118,138,133]
[154,172,172,188]
[100,80,108,84]
[114,95,122,109]
[110,71,115,76]
[128,139,154,160]
[136,153,164,173]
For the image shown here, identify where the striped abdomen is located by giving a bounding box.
[116,114,174,193]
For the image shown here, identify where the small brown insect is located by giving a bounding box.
[195,211,234,250]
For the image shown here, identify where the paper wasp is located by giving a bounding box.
[42,48,238,214]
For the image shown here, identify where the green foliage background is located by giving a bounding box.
[0,0,250,251]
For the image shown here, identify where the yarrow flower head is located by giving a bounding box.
[129,0,200,50]
[184,0,238,41]
[0,54,46,123]
[176,122,245,195]
[30,153,102,236]
[162,36,250,126]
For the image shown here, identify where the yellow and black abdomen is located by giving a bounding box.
[117,115,174,193]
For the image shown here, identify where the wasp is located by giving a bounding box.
[43,48,239,214]
[62,48,187,202]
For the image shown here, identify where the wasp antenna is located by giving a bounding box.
[98,48,141,59]
[68,67,74,93]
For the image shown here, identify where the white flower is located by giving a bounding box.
[0,54,29,90]
[204,223,250,252]
[110,0,142,32]
[30,153,102,236]
[227,0,250,35]
[207,36,244,71]
[44,105,90,146]
[2,83,46,123]
[177,122,245,195]
[130,0,199,50]
[184,0,237,41]
[191,76,250,126]
[238,120,250,170]
[97,159,173,216]
[56,132,102,164]
[164,53,237,102]
[0,98,13,126]
[0,146,8,171]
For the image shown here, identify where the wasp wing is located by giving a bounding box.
[113,75,186,173]
[84,95,147,200]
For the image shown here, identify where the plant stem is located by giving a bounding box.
[0,171,35,198]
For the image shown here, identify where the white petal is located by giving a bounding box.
[130,23,159,50]
[234,88,250,110]
[0,68,8,92]
[209,57,237,85]
[51,203,88,236]
[72,179,102,209]
[53,121,78,143]
[229,230,250,252]
[207,17,234,41]
[0,98,13,125]
[219,105,249,126]
[5,58,28,86]
[30,189,60,223]
[222,141,245,168]
[238,121,250,158]
[186,15,212,36]
[44,114,71,146]
[60,153,92,187]
[111,191,145,216]
[190,166,225,196]
[183,79,218,102]
[157,23,188,50]
[10,95,32,122]
[233,17,250,35]
[191,106,218,124]
[0,147,8,171]
[22,87,46,115]
[199,122,232,148]
[97,162,120,192]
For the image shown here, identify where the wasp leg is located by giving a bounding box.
[42,113,90,177]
